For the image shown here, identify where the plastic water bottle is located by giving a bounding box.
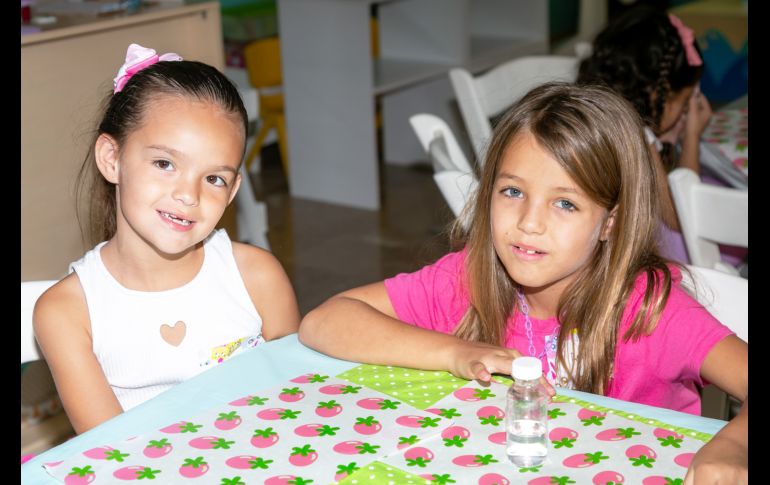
[506,356,548,466]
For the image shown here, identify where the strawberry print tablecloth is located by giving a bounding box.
[337,365,713,485]
[42,374,450,484]
[703,107,748,176]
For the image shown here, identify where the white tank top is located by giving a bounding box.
[69,229,264,411]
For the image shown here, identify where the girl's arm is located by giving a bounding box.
[299,282,550,387]
[33,275,123,434]
[678,89,713,175]
[684,335,748,484]
[649,147,681,231]
[232,242,300,340]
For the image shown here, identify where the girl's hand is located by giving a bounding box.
[683,433,748,484]
[446,341,556,396]
[684,87,712,140]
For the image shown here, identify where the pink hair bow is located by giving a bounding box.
[113,43,183,93]
[668,14,703,67]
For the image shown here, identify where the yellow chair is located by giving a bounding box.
[242,36,288,178]
[242,21,379,179]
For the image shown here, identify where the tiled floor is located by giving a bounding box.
[248,145,453,315]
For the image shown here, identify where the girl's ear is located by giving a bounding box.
[94,134,121,184]
[600,205,618,241]
[227,172,242,206]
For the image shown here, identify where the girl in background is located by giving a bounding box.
[577,6,746,268]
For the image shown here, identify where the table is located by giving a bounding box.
[277,0,549,210]
[22,334,727,484]
[700,96,748,189]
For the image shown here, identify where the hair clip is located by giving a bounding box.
[668,14,703,67]
[113,43,183,94]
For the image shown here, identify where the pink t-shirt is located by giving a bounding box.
[384,251,734,415]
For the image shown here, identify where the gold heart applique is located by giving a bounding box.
[160,321,186,346]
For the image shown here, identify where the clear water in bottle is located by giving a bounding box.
[506,418,547,466]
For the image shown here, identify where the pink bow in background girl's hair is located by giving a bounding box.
[668,14,703,67]
[113,43,183,93]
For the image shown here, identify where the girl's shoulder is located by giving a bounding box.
[624,264,717,328]
[33,272,91,338]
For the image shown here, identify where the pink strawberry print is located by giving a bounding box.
[477,405,505,426]
[487,431,506,445]
[425,407,462,419]
[404,446,434,468]
[453,387,496,402]
[653,428,684,448]
[289,444,318,466]
[113,466,161,480]
[396,414,442,428]
[625,444,657,468]
[294,423,341,437]
[357,397,401,410]
[252,427,280,447]
[316,400,343,417]
[160,421,203,434]
[577,408,606,426]
[81,446,129,462]
[334,462,361,481]
[642,477,685,485]
[214,411,242,430]
[333,440,381,455]
[563,451,610,468]
[188,435,235,450]
[452,454,500,467]
[596,427,641,442]
[421,473,459,483]
[257,408,301,420]
[528,477,576,485]
[179,456,209,478]
[479,473,510,485]
[593,470,625,484]
[82,446,115,460]
[143,438,173,458]
[441,425,470,447]
[549,427,579,449]
[228,394,268,407]
[397,435,420,450]
[290,373,329,384]
[279,387,306,402]
[225,455,273,470]
[64,466,95,485]
[264,476,314,485]
[353,416,382,435]
[674,452,695,468]
[319,384,362,395]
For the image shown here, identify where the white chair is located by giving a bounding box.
[668,168,748,275]
[409,114,477,219]
[235,164,271,251]
[681,265,748,343]
[21,280,57,365]
[449,55,580,164]
[680,265,747,420]
[433,170,477,220]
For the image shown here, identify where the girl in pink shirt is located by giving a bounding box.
[299,83,747,483]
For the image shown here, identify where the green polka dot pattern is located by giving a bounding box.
[337,364,468,410]
[338,460,432,485]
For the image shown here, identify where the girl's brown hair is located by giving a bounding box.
[75,60,248,246]
[451,82,676,395]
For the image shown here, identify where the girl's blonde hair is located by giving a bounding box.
[451,82,676,395]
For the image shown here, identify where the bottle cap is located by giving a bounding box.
[511,356,542,380]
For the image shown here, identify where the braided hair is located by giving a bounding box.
[577,6,703,170]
